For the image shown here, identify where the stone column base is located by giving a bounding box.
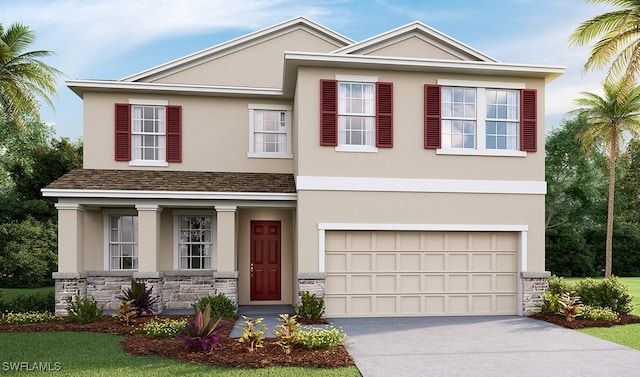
[297,272,326,307]
[52,272,87,317]
[521,271,551,315]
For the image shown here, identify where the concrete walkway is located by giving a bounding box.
[229,305,295,338]
[329,316,640,377]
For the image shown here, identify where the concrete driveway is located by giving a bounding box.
[329,316,640,377]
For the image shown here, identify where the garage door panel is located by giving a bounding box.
[325,231,517,317]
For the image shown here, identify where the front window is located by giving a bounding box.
[486,89,519,150]
[248,105,292,158]
[109,215,138,270]
[338,82,375,147]
[132,105,166,162]
[178,216,213,270]
[442,87,476,149]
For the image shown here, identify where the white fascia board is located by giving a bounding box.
[296,176,546,195]
[284,52,565,80]
[65,79,282,99]
[41,188,296,201]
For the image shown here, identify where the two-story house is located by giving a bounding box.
[44,17,564,317]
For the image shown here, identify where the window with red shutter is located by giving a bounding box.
[114,103,131,161]
[320,79,338,146]
[166,105,182,162]
[376,82,393,148]
[520,89,537,152]
[424,84,442,149]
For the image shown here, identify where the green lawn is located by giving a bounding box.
[0,332,360,376]
[0,286,54,300]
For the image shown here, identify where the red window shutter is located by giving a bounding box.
[320,79,338,146]
[166,105,182,162]
[376,82,393,148]
[114,103,131,161]
[520,89,537,152]
[424,84,442,149]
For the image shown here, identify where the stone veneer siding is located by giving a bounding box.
[52,271,238,316]
[296,272,326,307]
[521,271,551,315]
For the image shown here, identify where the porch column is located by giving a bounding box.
[135,204,162,273]
[215,205,237,272]
[55,203,85,272]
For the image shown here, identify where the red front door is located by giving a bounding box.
[250,221,281,301]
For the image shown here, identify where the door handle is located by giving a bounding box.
[250,263,254,273]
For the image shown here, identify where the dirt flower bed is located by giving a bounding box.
[531,313,640,329]
[0,315,354,369]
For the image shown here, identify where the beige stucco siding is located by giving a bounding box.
[364,36,466,60]
[82,92,294,173]
[82,210,104,271]
[237,208,295,305]
[296,190,545,273]
[154,29,343,88]
[294,67,546,181]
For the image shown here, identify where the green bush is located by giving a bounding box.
[139,317,187,337]
[547,275,574,295]
[539,291,562,315]
[2,311,58,324]
[66,295,103,324]
[580,305,619,321]
[0,291,55,313]
[574,277,634,315]
[295,291,325,320]
[297,326,349,349]
[192,293,235,318]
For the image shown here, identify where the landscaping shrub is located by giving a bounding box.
[2,311,58,324]
[237,316,266,352]
[580,305,619,321]
[574,276,634,315]
[547,275,574,296]
[139,317,187,337]
[295,291,325,320]
[558,292,582,322]
[0,291,55,313]
[116,279,158,317]
[66,295,103,324]
[539,291,562,315]
[192,293,235,318]
[117,300,136,325]
[274,314,300,355]
[177,304,225,352]
[297,326,349,349]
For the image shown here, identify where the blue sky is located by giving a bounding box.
[1,0,614,139]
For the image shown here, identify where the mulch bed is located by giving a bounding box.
[0,315,354,369]
[530,313,640,329]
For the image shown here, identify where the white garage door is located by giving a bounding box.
[325,231,518,317]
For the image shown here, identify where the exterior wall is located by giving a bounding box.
[296,190,546,273]
[82,92,294,173]
[521,272,551,315]
[154,29,343,88]
[294,66,546,181]
[237,208,295,305]
[364,36,466,60]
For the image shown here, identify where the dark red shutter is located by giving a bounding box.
[166,105,182,162]
[424,84,442,149]
[320,79,338,146]
[520,89,537,152]
[376,82,393,148]
[114,103,131,161]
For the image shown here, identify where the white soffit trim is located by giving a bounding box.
[296,176,546,195]
[41,189,296,201]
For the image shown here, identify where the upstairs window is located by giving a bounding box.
[248,104,292,158]
[338,82,376,148]
[132,105,166,161]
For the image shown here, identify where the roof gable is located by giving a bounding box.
[123,17,354,84]
[333,21,497,62]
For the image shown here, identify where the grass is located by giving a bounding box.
[0,286,54,300]
[0,332,360,376]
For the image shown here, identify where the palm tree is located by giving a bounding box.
[570,79,640,277]
[0,23,60,128]
[569,0,640,91]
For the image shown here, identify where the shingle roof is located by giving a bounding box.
[45,169,296,193]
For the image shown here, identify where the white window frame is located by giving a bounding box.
[129,99,169,167]
[173,210,217,270]
[248,104,293,159]
[103,210,139,271]
[335,74,378,153]
[436,80,527,157]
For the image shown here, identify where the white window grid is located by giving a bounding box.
[485,89,519,150]
[109,215,138,270]
[253,110,287,154]
[338,82,375,146]
[178,216,213,270]
[442,87,476,149]
[131,105,166,161]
